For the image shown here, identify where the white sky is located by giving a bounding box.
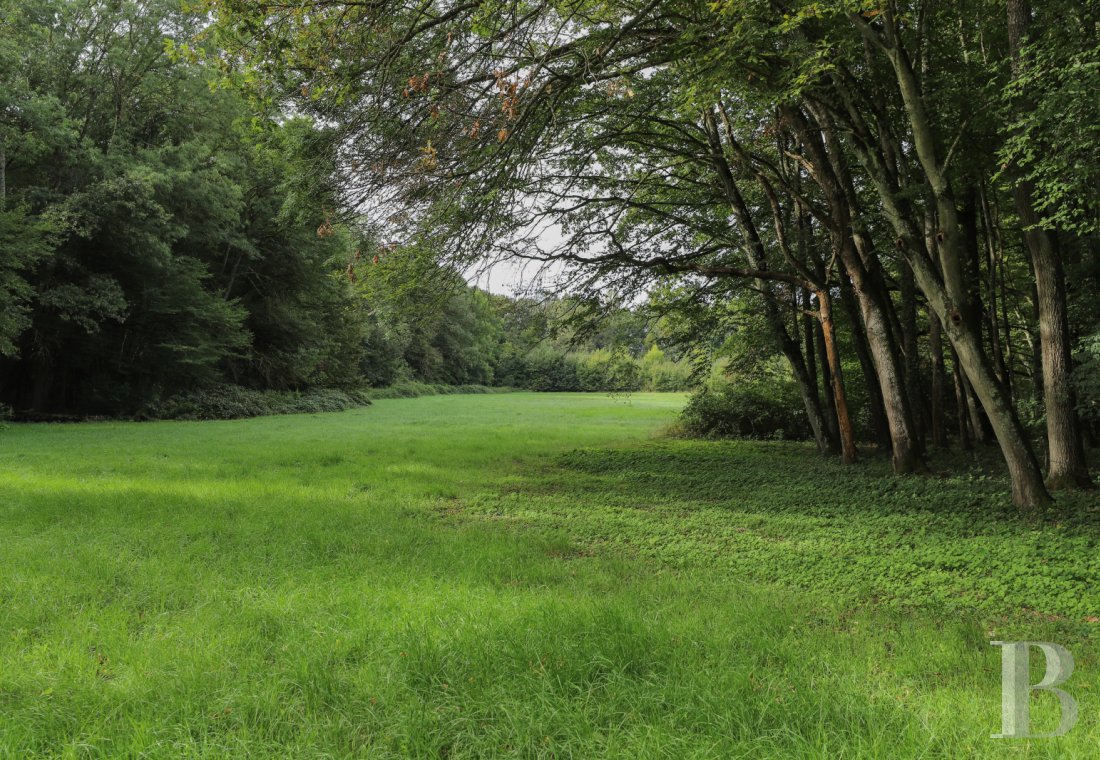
[464,257,564,296]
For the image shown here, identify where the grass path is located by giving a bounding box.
[1,393,1097,757]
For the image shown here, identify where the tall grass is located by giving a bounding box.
[0,393,1095,757]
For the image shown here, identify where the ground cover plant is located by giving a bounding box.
[2,393,1099,758]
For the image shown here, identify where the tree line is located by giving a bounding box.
[0,1,693,420]
[202,0,1100,510]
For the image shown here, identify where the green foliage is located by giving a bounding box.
[1075,328,1100,427]
[640,344,695,391]
[365,382,511,400]
[680,375,811,440]
[498,345,582,391]
[576,349,644,392]
[998,0,1100,234]
[0,0,364,414]
[145,386,373,421]
[0,205,57,356]
[354,245,505,387]
[494,344,693,393]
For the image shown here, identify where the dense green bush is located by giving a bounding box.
[680,378,811,440]
[365,382,511,399]
[497,346,580,391]
[640,345,695,391]
[146,387,373,421]
[577,349,644,392]
[1076,330,1100,421]
[494,344,693,393]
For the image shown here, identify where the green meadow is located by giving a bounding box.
[2,392,1099,758]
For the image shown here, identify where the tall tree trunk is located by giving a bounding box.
[793,105,926,473]
[700,109,837,456]
[843,10,1052,509]
[815,318,841,446]
[899,260,927,448]
[841,272,892,451]
[929,313,948,447]
[779,318,836,456]
[817,290,858,464]
[952,347,973,450]
[978,182,1011,397]
[1006,0,1091,489]
[845,256,926,473]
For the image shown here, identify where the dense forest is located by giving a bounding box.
[3,0,1099,509]
[0,0,693,418]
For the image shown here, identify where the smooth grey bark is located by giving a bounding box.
[841,273,892,450]
[843,9,1052,510]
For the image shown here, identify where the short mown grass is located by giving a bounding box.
[1,392,1098,757]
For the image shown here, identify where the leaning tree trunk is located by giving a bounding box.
[845,8,1052,510]
[929,314,949,447]
[774,307,837,456]
[841,273,892,451]
[816,289,858,464]
[701,108,839,456]
[1007,0,1091,489]
[792,104,926,473]
[916,252,1051,508]
[844,253,925,473]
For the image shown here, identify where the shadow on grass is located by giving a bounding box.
[461,439,1100,628]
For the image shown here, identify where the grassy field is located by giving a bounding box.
[2,392,1099,758]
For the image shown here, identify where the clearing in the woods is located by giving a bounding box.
[1,393,1097,758]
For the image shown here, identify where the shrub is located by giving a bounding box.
[522,347,583,391]
[640,345,695,391]
[680,378,810,440]
[146,386,373,421]
[577,349,644,392]
[366,382,510,399]
[495,344,694,393]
